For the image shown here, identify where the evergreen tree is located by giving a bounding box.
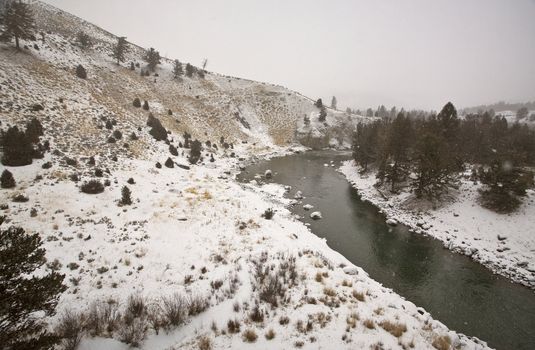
[314,98,323,108]
[478,161,534,213]
[120,185,132,205]
[0,226,66,349]
[330,96,337,110]
[0,0,35,50]
[173,59,183,79]
[352,121,380,172]
[133,97,141,108]
[143,100,149,110]
[25,117,43,144]
[318,106,327,122]
[188,139,202,164]
[185,63,195,77]
[76,31,92,49]
[112,36,127,64]
[144,47,160,72]
[1,125,33,166]
[516,107,529,120]
[366,108,374,117]
[1,169,15,188]
[75,64,87,79]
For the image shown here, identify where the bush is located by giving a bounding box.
[262,208,274,220]
[133,98,141,108]
[85,300,120,336]
[147,114,167,141]
[379,320,407,337]
[113,130,122,140]
[143,100,149,110]
[12,194,29,202]
[169,144,178,156]
[120,186,132,205]
[165,157,174,168]
[80,180,105,194]
[117,317,148,347]
[160,293,188,328]
[76,65,87,79]
[227,319,241,334]
[1,169,15,188]
[198,336,212,350]
[55,310,85,350]
[242,329,257,343]
[127,177,135,184]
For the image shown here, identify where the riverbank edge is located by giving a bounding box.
[338,160,535,291]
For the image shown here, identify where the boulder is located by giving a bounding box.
[265,169,272,179]
[294,191,303,199]
[303,204,314,211]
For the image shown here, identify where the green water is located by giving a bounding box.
[237,151,535,350]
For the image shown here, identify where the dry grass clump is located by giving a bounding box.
[315,271,323,282]
[379,320,407,337]
[198,335,212,350]
[432,335,452,350]
[242,329,258,343]
[227,319,241,334]
[363,319,375,329]
[346,312,359,329]
[265,328,276,340]
[352,290,365,301]
[323,287,336,297]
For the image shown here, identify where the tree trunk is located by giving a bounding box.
[15,35,20,50]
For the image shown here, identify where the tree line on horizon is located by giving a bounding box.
[352,102,535,213]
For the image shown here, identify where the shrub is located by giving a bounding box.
[105,120,113,129]
[160,293,188,328]
[129,132,138,140]
[127,177,135,184]
[249,305,264,323]
[227,319,241,334]
[242,329,257,343]
[80,180,105,194]
[363,319,375,329]
[55,310,85,350]
[76,65,87,79]
[25,118,44,143]
[265,329,275,340]
[188,295,209,316]
[133,98,141,108]
[279,316,290,325]
[352,290,365,302]
[1,169,16,188]
[147,114,167,141]
[120,186,132,205]
[198,336,212,350]
[12,194,29,202]
[164,157,174,168]
[94,168,103,177]
[155,162,162,169]
[169,144,178,156]
[262,208,274,220]
[117,317,148,347]
[107,136,116,143]
[113,130,122,140]
[143,100,149,110]
[85,300,121,336]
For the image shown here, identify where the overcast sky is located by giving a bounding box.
[45,0,535,111]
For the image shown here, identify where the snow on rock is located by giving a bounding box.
[303,204,314,210]
[340,160,535,290]
[310,211,323,220]
[294,190,304,199]
[386,218,398,226]
[264,169,272,178]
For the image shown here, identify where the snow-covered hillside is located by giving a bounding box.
[0,1,491,349]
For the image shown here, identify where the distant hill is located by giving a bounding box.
[460,101,535,115]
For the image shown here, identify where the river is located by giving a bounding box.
[237,151,535,350]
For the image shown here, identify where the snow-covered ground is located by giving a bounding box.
[1,143,490,350]
[339,161,535,290]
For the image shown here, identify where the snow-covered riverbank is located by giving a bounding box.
[339,160,535,290]
[1,144,492,350]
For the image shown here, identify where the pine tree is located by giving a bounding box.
[112,36,128,64]
[318,106,327,122]
[331,96,337,110]
[76,31,92,49]
[314,98,323,108]
[76,64,87,79]
[144,47,160,72]
[0,226,66,349]
[120,185,132,205]
[188,139,202,164]
[173,59,183,79]
[25,117,43,143]
[0,0,35,50]
[185,63,195,77]
[1,125,34,166]
[1,169,16,188]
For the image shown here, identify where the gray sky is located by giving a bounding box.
[45,0,535,111]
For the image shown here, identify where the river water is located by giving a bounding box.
[237,151,535,350]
